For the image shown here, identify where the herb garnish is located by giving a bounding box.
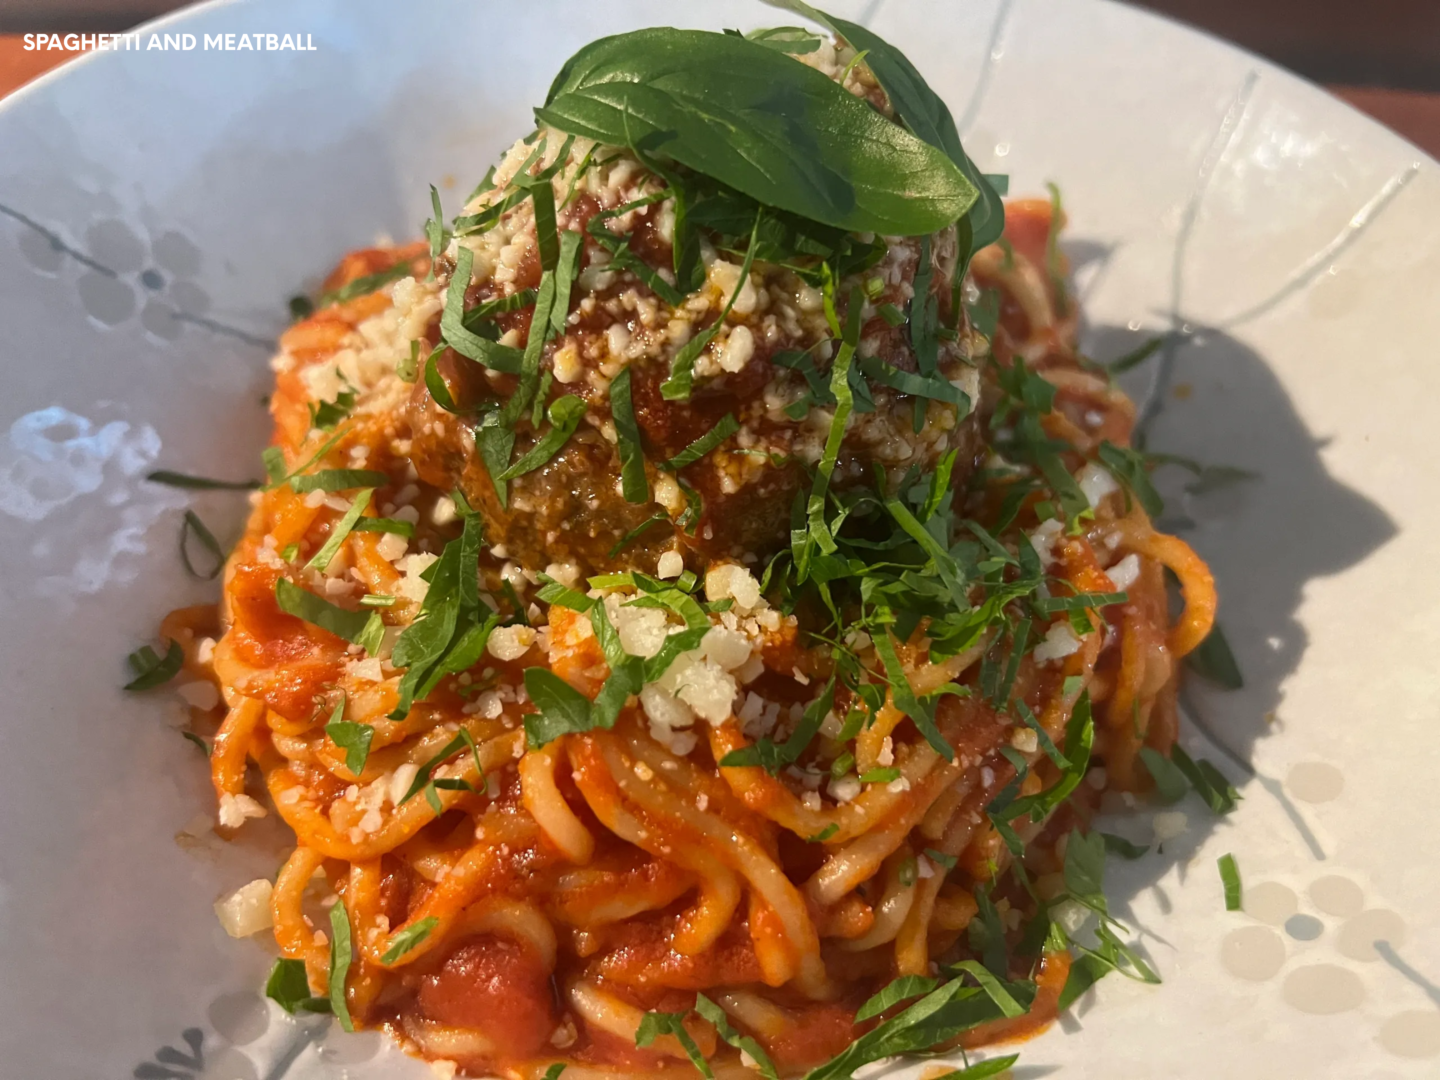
[123,639,184,690]
[318,259,414,308]
[1218,853,1243,911]
[146,470,260,491]
[381,916,440,964]
[328,900,355,1031]
[179,509,225,580]
[264,958,330,1015]
[539,29,976,236]
[274,578,385,655]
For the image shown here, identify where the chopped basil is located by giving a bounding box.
[146,469,259,491]
[931,1055,1022,1079]
[1172,745,1242,814]
[1218,853,1243,911]
[360,594,397,608]
[1186,623,1243,689]
[440,246,526,374]
[855,974,940,1022]
[1044,182,1068,316]
[635,1009,713,1079]
[495,395,586,481]
[607,513,668,559]
[274,578,384,654]
[123,639,184,691]
[719,678,834,773]
[308,383,357,432]
[1138,747,1189,804]
[803,971,1035,1080]
[181,731,210,756]
[610,367,647,506]
[288,295,314,322]
[328,900,355,1032]
[352,517,414,538]
[325,698,373,777]
[426,185,448,274]
[859,766,901,784]
[303,489,373,573]
[693,994,778,1080]
[808,823,839,843]
[400,727,484,805]
[380,916,440,964]
[660,413,739,472]
[1097,441,1163,517]
[289,469,389,494]
[1101,832,1150,859]
[318,260,413,308]
[263,957,329,1015]
[660,209,763,400]
[1106,335,1165,374]
[179,509,225,580]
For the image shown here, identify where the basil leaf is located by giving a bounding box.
[550,229,584,338]
[1101,833,1150,859]
[608,513,668,560]
[381,916,440,964]
[635,1010,714,1079]
[318,260,413,308]
[441,246,526,374]
[693,994,778,1080]
[400,728,483,805]
[352,517,415,538]
[854,974,940,1022]
[1002,692,1094,823]
[182,731,210,756]
[275,579,384,655]
[719,678,834,773]
[328,900,355,1031]
[859,766,901,784]
[803,976,1032,1080]
[426,184,448,273]
[1186,623,1243,689]
[179,509,225,580]
[264,958,330,1016]
[874,633,954,761]
[289,469,389,494]
[1138,747,1189,804]
[1063,829,1108,913]
[523,668,595,748]
[945,959,1027,1018]
[1218,852,1243,911]
[539,29,975,236]
[1172,745,1241,815]
[325,697,372,777]
[661,209,763,400]
[930,1056,1022,1080]
[303,489,373,573]
[1097,441,1163,517]
[1106,335,1165,374]
[769,1,1003,251]
[123,639,184,691]
[660,414,739,472]
[496,395,587,481]
[146,469,259,491]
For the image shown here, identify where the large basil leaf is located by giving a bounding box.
[769,1,1005,251]
[536,28,975,237]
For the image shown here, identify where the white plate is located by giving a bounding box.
[2,1,1438,1077]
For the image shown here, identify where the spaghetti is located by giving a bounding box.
[155,17,1218,1080]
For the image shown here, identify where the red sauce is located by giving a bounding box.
[416,934,557,1060]
[758,1001,858,1073]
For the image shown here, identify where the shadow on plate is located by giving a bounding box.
[1060,318,1397,1014]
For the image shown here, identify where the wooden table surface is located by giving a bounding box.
[3,34,1439,159]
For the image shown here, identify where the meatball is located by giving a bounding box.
[408,133,984,577]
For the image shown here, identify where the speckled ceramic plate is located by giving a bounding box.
[2,1,1438,1077]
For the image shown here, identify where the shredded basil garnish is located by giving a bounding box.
[123,639,184,691]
